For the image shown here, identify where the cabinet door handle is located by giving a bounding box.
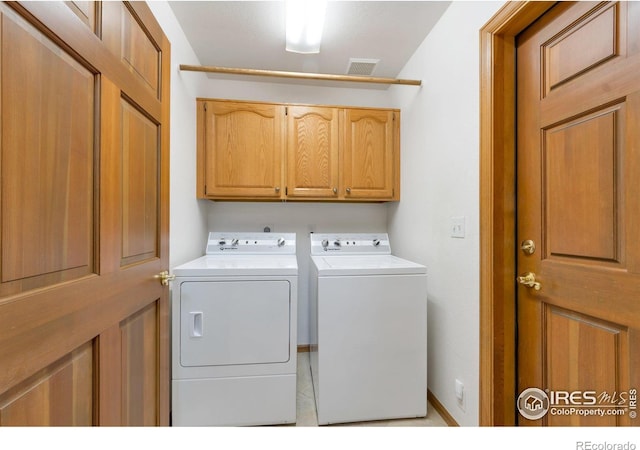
[346,187,351,194]
[333,187,338,194]
[275,186,281,193]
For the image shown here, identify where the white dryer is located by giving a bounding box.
[309,233,427,425]
[171,232,298,426]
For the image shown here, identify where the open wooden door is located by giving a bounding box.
[0,1,170,425]
[516,1,639,426]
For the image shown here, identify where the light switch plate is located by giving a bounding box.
[451,216,465,238]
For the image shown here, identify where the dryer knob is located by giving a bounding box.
[277,238,286,247]
[373,239,380,247]
[218,239,226,246]
[231,239,239,246]
[334,239,341,247]
[321,239,329,248]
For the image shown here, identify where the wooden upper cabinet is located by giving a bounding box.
[198,100,285,199]
[197,99,399,202]
[286,106,340,199]
[343,108,398,200]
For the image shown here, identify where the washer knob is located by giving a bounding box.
[321,239,329,248]
[231,239,239,246]
[334,239,341,247]
[277,237,286,247]
[218,239,226,246]
[373,239,380,247]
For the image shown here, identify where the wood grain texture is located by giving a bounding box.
[198,99,399,202]
[342,108,396,200]
[200,100,284,198]
[479,0,556,426]
[517,0,640,427]
[0,342,93,426]
[0,1,171,426]
[286,106,340,198]
[0,9,94,292]
[121,99,159,266]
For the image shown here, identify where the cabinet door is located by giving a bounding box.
[199,101,285,198]
[343,109,398,200]
[286,106,340,199]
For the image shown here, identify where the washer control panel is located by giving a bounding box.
[310,233,391,255]
[206,232,296,254]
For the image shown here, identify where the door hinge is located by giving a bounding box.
[285,106,288,116]
[203,102,207,112]
[285,186,288,195]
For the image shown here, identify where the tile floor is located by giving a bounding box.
[293,352,448,427]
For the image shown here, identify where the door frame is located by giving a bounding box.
[478,1,556,426]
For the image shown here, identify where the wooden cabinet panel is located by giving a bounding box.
[198,100,285,198]
[198,99,400,202]
[286,106,340,199]
[343,108,397,200]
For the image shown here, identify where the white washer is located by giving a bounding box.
[171,232,298,426]
[309,233,427,425]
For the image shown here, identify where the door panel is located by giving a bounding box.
[121,99,159,266]
[0,1,170,426]
[0,342,94,426]
[517,1,639,426]
[0,9,95,293]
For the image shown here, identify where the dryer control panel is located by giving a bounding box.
[206,232,296,255]
[310,233,391,255]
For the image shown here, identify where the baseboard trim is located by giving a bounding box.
[297,345,310,353]
[427,389,459,427]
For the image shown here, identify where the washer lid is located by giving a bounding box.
[312,255,426,276]
[173,254,298,276]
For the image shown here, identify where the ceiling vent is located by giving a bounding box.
[346,58,379,76]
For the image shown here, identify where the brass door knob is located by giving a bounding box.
[517,272,541,290]
[521,240,536,255]
[155,271,175,286]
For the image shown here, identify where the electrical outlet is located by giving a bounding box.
[451,216,465,238]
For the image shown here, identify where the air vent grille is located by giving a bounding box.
[346,58,379,76]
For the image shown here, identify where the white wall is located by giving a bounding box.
[388,1,504,426]
[147,1,210,269]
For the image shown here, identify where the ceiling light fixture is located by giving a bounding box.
[285,0,327,54]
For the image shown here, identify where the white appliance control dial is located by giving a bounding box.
[278,238,286,247]
[334,239,341,247]
[373,239,380,246]
[322,239,329,248]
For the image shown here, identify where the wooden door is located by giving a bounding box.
[0,1,170,426]
[343,108,399,201]
[198,100,285,199]
[286,106,340,199]
[517,1,640,426]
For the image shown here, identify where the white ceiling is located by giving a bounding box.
[169,1,451,88]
